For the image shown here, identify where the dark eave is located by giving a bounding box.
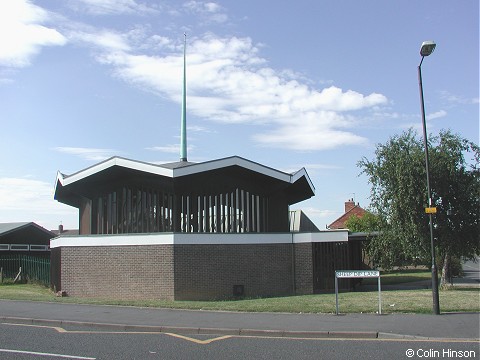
[55,156,315,207]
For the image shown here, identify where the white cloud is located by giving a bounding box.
[71,30,131,52]
[426,110,447,121]
[304,163,342,170]
[439,90,480,105]
[188,125,206,132]
[398,109,446,131]
[183,1,228,23]
[71,0,158,15]
[0,177,77,229]
[53,147,119,161]
[280,163,341,175]
[0,69,16,84]
[73,31,387,151]
[255,125,368,151]
[0,0,67,68]
[147,144,195,154]
[204,2,221,12]
[290,206,339,229]
[0,178,56,212]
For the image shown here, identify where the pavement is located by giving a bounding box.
[0,300,478,341]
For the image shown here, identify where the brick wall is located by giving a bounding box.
[50,248,61,292]
[56,241,317,301]
[174,244,294,300]
[293,242,313,295]
[61,245,174,300]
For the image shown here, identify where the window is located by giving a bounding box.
[30,245,48,251]
[9,244,29,251]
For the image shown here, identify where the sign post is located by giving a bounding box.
[335,270,381,315]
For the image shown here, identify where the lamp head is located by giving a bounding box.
[420,41,436,57]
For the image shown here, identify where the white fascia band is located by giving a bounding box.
[50,231,349,248]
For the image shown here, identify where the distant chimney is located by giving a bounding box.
[345,199,356,213]
[58,224,64,233]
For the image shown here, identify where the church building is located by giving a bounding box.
[50,36,364,300]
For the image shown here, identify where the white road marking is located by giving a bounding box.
[0,348,96,359]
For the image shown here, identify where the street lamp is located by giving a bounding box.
[418,40,440,315]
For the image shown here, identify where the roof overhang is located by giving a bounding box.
[348,231,379,241]
[54,156,315,207]
[55,157,173,189]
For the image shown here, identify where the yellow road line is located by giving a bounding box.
[2,323,478,344]
[4,323,68,333]
[3,322,160,335]
[164,333,232,344]
[2,323,231,344]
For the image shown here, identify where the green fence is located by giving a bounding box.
[0,255,50,286]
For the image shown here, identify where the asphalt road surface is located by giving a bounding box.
[460,257,480,284]
[0,322,478,360]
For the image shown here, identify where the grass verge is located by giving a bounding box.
[0,283,478,314]
[362,268,431,285]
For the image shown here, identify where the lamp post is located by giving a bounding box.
[418,40,440,315]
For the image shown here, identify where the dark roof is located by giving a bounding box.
[348,231,380,241]
[0,222,54,237]
[159,160,196,169]
[0,222,31,235]
[0,222,56,246]
[57,156,311,183]
[55,156,315,207]
[51,229,79,236]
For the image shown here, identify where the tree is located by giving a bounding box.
[429,130,479,284]
[358,129,479,285]
[344,212,380,233]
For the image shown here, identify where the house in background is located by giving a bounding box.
[328,199,368,230]
[327,199,374,285]
[0,222,53,256]
[51,224,79,237]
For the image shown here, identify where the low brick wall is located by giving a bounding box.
[174,243,295,300]
[51,233,327,301]
[60,245,174,300]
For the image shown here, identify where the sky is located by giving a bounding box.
[0,0,478,231]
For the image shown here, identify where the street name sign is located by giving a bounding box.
[334,270,382,315]
[335,270,380,278]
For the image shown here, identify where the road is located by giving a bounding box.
[0,322,478,360]
[459,257,480,284]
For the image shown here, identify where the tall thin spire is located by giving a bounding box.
[180,33,187,162]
